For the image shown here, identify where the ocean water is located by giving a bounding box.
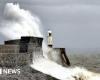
[68,53,100,73]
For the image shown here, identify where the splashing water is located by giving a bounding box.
[0,2,48,57]
[0,3,100,80]
[0,3,43,39]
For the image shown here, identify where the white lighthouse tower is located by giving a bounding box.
[47,30,53,47]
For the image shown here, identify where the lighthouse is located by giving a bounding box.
[47,30,53,47]
[47,30,70,66]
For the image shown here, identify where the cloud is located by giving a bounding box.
[13,0,100,6]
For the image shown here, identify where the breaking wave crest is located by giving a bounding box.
[0,3,43,39]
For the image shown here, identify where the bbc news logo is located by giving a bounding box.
[0,68,20,75]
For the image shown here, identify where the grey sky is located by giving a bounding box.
[0,0,100,49]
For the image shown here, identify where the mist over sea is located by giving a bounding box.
[67,49,100,73]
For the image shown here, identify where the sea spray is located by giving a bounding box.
[0,3,43,39]
[31,63,100,80]
[0,2,48,58]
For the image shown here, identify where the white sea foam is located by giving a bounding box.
[31,62,100,80]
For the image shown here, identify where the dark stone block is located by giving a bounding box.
[19,36,43,53]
